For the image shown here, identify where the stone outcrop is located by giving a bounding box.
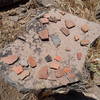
[36,0,57,7]
[0,9,100,94]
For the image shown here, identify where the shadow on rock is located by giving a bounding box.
[0,0,29,11]
[40,90,97,100]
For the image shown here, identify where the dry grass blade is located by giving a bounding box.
[57,0,100,22]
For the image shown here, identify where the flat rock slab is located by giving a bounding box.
[0,9,100,93]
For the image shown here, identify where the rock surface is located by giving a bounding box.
[36,0,56,7]
[0,9,100,93]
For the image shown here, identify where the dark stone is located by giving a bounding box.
[45,55,52,62]
[51,34,61,47]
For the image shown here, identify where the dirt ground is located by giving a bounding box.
[0,77,22,100]
[0,0,100,100]
[0,76,38,100]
